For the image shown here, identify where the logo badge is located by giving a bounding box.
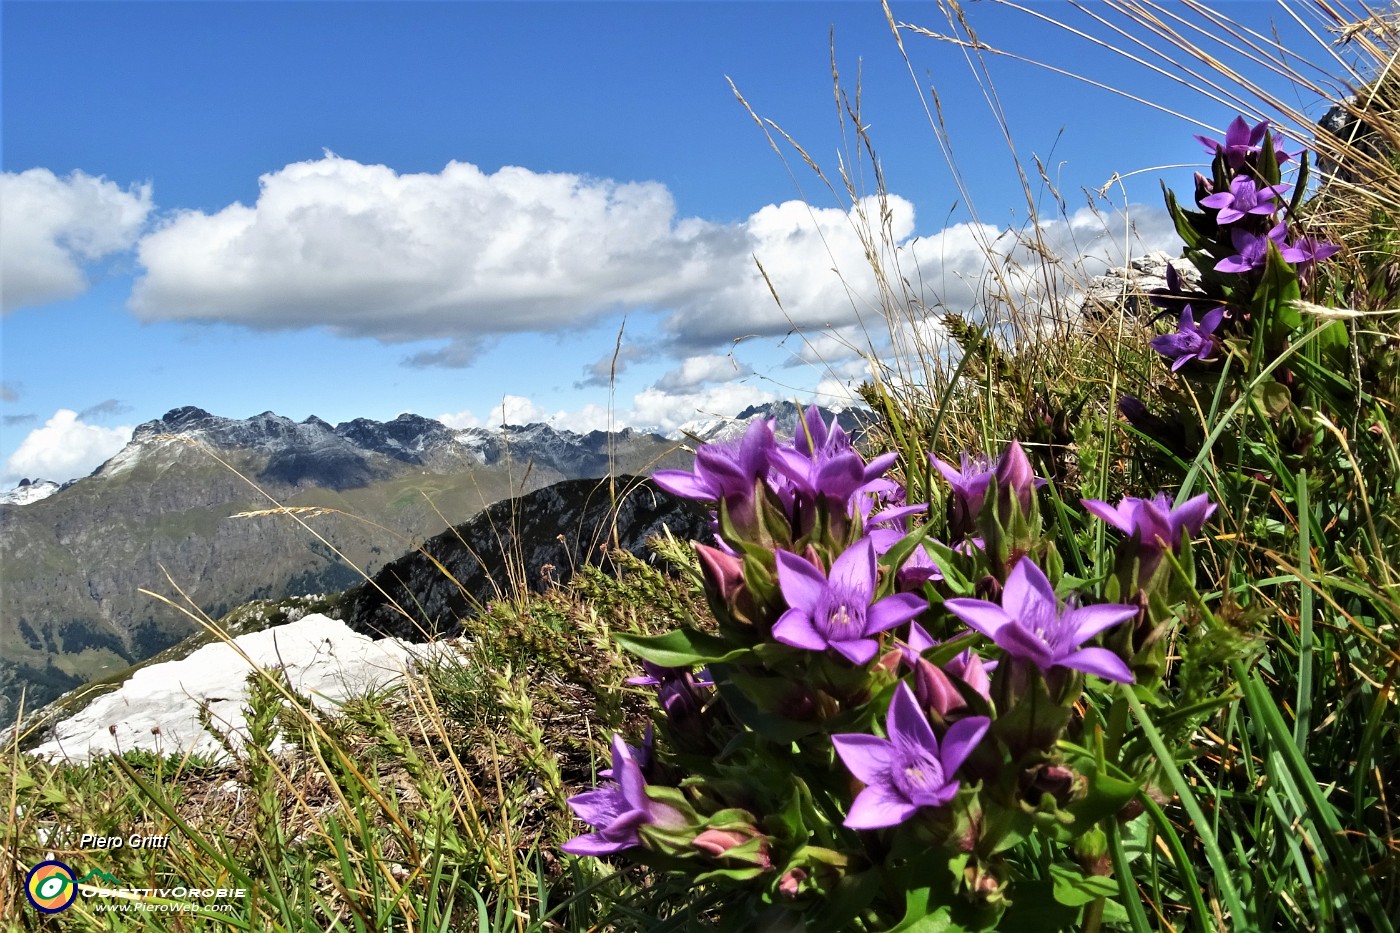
[26,860,78,913]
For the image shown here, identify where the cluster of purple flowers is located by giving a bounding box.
[1149,117,1340,373]
[559,407,1212,860]
[1196,117,1337,275]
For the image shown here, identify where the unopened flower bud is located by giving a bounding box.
[1021,763,1084,809]
[777,867,809,900]
[913,657,968,722]
[696,543,745,606]
[1074,827,1111,876]
[995,441,1038,517]
[692,827,772,869]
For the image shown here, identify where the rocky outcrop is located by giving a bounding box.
[341,476,711,642]
[1079,250,1201,321]
[1318,92,1399,185]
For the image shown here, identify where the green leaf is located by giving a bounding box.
[715,672,821,742]
[1317,318,1349,357]
[1252,238,1303,346]
[1050,864,1118,907]
[1251,379,1292,417]
[822,869,882,933]
[889,887,962,933]
[998,880,1080,932]
[1162,183,1205,249]
[1064,757,1143,827]
[614,629,753,667]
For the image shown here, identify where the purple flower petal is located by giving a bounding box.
[1172,493,1217,539]
[772,609,827,652]
[905,621,937,655]
[866,527,903,555]
[943,598,1012,640]
[845,784,919,829]
[1059,646,1135,684]
[561,829,632,857]
[832,733,897,786]
[1000,557,1056,621]
[865,592,928,635]
[775,550,828,612]
[1067,604,1140,643]
[938,715,991,778]
[831,637,880,665]
[566,786,627,829]
[827,538,877,602]
[993,620,1058,670]
[886,682,939,752]
[1081,498,1136,535]
[863,451,899,481]
[652,470,713,500]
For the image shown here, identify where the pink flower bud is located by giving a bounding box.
[912,656,968,720]
[695,543,744,604]
[994,440,1038,516]
[692,827,772,869]
[778,867,809,899]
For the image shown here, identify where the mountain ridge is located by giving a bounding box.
[0,400,865,721]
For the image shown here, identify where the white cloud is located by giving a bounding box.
[438,396,617,434]
[131,154,721,343]
[1,169,152,313]
[127,153,1178,369]
[779,324,870,368]
[628,383,779,434]
[438,381,779,439]
[121,156,943,357]
[654,354,752,392]
[3,409,133,484]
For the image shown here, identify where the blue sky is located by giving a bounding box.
[0,1,1353,485]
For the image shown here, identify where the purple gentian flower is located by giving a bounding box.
[944,559,1137,683]
[1215,223,1290,274]
[831,682,990,828]
[1151,304,1225,371]
[865,495,942,589]
[654,418,775,535]
[1080,492,1216,553]
[1199,176,1290,224]
[562,734,686,856]
[654,417,774,503]
[866,528,943,589]
[995,440,1044,516]
[626,662,714,735]
[933,443,1045,535]
[599,725,654,780]
[1282,234,1341,269]
[772,406,897,504]
[773,538,927,665]
[1118,394,1150,425]
[1195,116,1293,168]
[932,451,995,515]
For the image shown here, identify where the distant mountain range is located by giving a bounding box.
[0,401,867,721]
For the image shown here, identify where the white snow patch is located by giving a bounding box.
[0,480,60,505]
[27,615,442,764]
